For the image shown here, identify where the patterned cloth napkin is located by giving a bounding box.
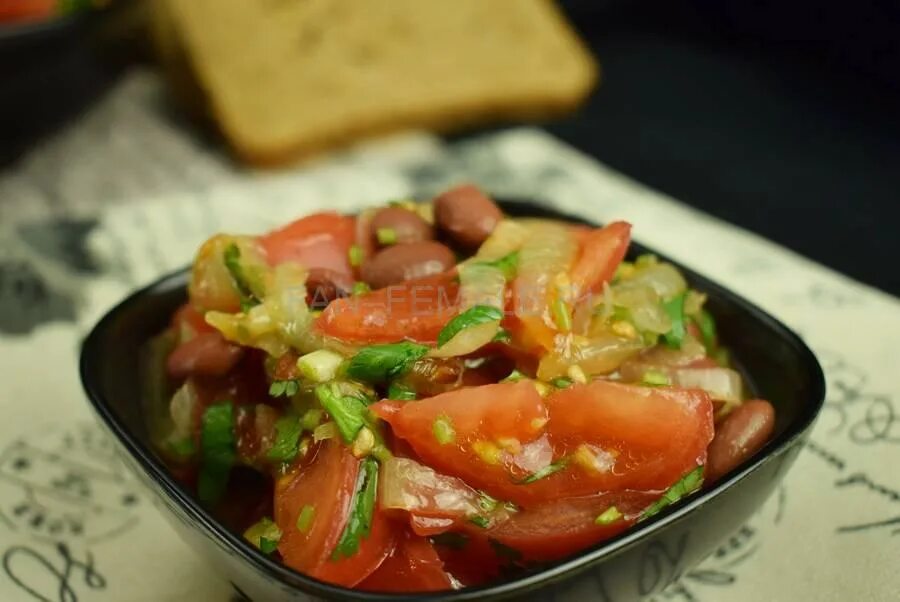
[0,72,897,602]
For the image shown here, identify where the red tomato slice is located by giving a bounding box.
[259,212,356,277]
[316,271,460,344]
[485,491,656,562]
[371,381,549,506]
[272,442,359,585]
[569,221,631,300]
[520,381,713,500]
[0,0,54,22]
[313,506,396,587]
[359,530,454,593]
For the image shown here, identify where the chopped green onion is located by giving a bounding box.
[345,342,429,383]
[269,379,299,397]
[595,506,623,525]
[432,414,456,445]
[223,243,260,312]
[437,305,503,348]
[198,401,236,504]
[167,437,196,459]
[300,408,324,431]
[694,308,717,350]
[473,251,519,281]
[376,227,397,245]
[501,369,526,383]
[551,298,572,332]
[517,458,568,484]
[641,370,671,387]
[492,328,512,343]
[296,504,316,533]
[296,349,344,383]
[315,384,368,444]
[352,281,371,296]
[662,292,687,349]
[551,377,573,389]
[641,465,704,520]
[266,416,304,463]
[387,381,417,401]
[348,244,363,268]
[244,517,282,554]
[468,515,490,528]
[332,457,379,559]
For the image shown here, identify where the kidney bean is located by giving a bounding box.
[433,184,503,248]
[166,332,244,380]
[370,207,434,247]
[706,399,776,483]
[361,241,456,289]
[306,268,354,309]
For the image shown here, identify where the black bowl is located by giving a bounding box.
[79,200,825,601]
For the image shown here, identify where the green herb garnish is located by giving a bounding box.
[376,227,397,245]
[244,517,282,554]
[641,465,704,520]
[693,308,717,351]
[468,515,490,528]
[198,401,236,504]
[662,292,687,349]
[345,342,429,383]
[266,416,304,463]
[348,244,363,268]
[315,384,369,444]
[492,328,512,343]
[387,381,417,401]
[352,281,371,296]
[595,506,623,525]
[437,305,503,348]
[269,379,300,398]
[473,251,520,281]
[551,377,573,389]
[432,414,456,445]
[517,458,568,484]
[641,370,671,387]
[332,457,379,559]
[223,243,260,312]
[296,504,316,533]
[501,369,526,383]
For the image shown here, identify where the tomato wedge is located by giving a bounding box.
[371,381,549,506]
[569,221,631,300]
[274,441,392,586]
[359,530,454,593]
[519,381,714,501]
[259,212,356,277]
[316,271,460,344]
[485,491,656,562]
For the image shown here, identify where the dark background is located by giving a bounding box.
[2,0,899,296]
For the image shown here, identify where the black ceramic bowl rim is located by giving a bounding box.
[79,202,826,601]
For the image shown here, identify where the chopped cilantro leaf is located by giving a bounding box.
[315,384,368,444]
[198,400,236,504]
[517,458,568,484]
[437,305,503,348]
[641,465,704,520]
[345,342,428,383]
[266,416,303,463]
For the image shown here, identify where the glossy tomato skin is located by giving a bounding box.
[371,381,549,506]
[484,491,656,562]
[358,530,454,593]
[259,212,356,277]
[316,271,460,344]
[526,381,714,500]
[569,221,631,299]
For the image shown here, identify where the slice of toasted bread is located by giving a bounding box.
[162,0,598,165]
